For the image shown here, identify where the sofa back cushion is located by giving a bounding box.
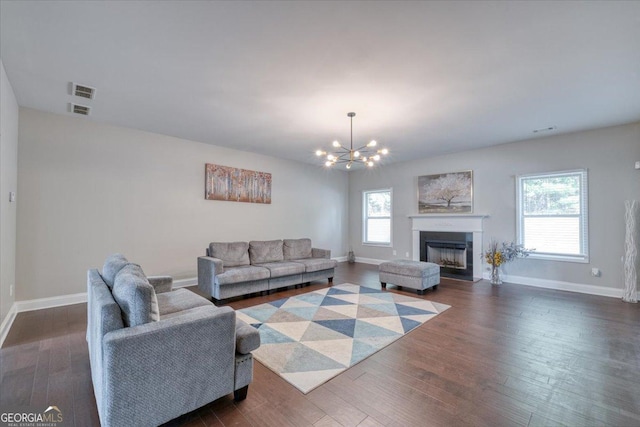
[102,253,129,289]
[112,264,160,327]
[249,240,284,264]
[283,238,313,260]
[209,242,250,267]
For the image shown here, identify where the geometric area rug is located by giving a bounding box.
[236,283,451,394]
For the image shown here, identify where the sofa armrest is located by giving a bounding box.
[102,305,236,426]
[312,248,331,259]
[198,256,224,295]
[147,276,173,294]
[235,318,260,354]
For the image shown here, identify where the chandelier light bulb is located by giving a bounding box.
[381,148,389,155]
[373,154,381,161]
[315,150,324,156]
[362,156,367,162]
[325,161,332,167]
[332,140,341,148]
[367,161,374,167]
[368,140,377,147]
[346,162,352,169]
[354,151,360,158]
[327,154,335,161]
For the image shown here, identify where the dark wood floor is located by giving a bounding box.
[2,262,640,426]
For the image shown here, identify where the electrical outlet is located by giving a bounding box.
[392,250,397,256]
[9,284,14,297]
[591,268,601,277]
[405,252,410,257]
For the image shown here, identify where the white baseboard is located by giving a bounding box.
[173,277,197,288]
[333,256,348,263]
[16,292,88,313]
[482,272,637,299]
[0,303,18,348]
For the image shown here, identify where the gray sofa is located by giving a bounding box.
[198,238,337,302]
[87,254,260,427]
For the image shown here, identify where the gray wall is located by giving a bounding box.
[1,60,19,323]
[17,108,349,301]
[349,122,640,289]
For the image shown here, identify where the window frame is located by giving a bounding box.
[362,188,393,247]
[516,169,589,263]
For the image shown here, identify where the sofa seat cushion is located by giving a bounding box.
[209,242,250,267]
[292,258,338,273]
[157,288,212,316]
[112,264,159,327]
[253,261,305,278]
[249,240,284,264]
[102,253,129,289]
[215,265,270,285]
[283,238,312,260]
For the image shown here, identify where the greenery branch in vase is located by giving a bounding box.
[483,240,533,285]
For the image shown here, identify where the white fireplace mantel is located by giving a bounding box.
[409,214,488,280]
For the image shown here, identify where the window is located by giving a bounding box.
[363,189,392,245]
[517,169,588,262]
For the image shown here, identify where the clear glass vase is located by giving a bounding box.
[490,264,502,285]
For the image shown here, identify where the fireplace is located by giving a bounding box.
[410,214,486,281]
[420,231,473,281]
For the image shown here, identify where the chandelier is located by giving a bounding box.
[316,112,388,169]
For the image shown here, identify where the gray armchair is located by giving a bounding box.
[87,254,260,427]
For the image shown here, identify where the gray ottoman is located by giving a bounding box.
[379,259,440,295]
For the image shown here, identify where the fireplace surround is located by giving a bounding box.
[409,214,486,281]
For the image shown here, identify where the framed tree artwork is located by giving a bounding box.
[205,163,272,204]
[418,171,473,214]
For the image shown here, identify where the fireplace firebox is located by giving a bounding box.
[420,231,473,281]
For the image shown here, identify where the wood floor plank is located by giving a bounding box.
[1,262,639,427]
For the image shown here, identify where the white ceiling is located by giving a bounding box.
[2,1,640,167]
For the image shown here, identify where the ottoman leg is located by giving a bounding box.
[432,285,438,290]
[381,282,386,289]
[417,289,425,295]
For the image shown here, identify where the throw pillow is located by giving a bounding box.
[209,242,250,267]
[249,240,284,264]
[283,238,312,260]
[101,253,129,289]
[112,264,160,327]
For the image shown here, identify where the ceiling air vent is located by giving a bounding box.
[533,126,557,134]
[72,83,96,99]
[70,103,91,116]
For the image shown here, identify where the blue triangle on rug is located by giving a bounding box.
[395,304,435,316]
[326,287,356,296]
[269,298,288,308]
[359,286,382,294]
[258,324,297,344]
[320,296,353,306]
[400,317,422,333]
[314,319,357,337]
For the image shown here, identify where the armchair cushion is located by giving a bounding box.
[112,264,160,327]
[209,242,250,267]
[102,253,129,289]
[249,240,284,264]
[283,238,312,260]
[157,288,212,317]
